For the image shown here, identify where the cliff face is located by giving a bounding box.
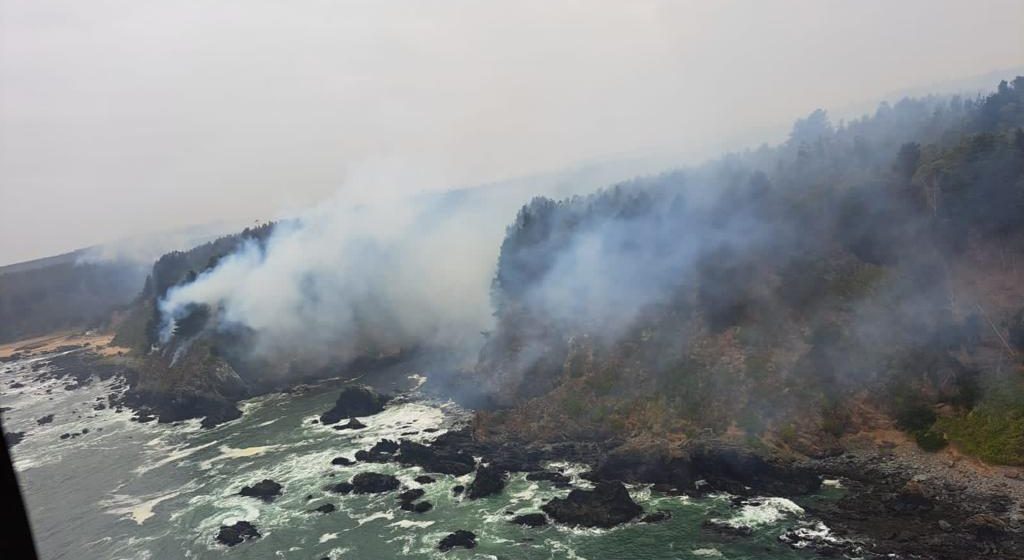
[478,78,1024,463]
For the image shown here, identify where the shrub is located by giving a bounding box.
[914,428,948,452]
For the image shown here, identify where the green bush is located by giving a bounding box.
[937,404,1024,465]
[914,428,948,452]
[895,401,937,432]
[821,403,852,437]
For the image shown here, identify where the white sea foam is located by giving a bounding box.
[722,497,805,528]
[134,441,217,475]
[199,444,280,469]
[320,547,351,559]
[388,519,435,529]
[318,532,339,543]
[105,490,184,524]
[691,548,723,557]
[407,373,427,390]
[354,510,394,525]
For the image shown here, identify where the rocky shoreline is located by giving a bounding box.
[796,434,1024,559]
[5,347,1022,558]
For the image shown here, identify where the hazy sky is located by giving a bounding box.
[2,0,1022,265]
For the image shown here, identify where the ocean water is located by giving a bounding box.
[1,352,843,560]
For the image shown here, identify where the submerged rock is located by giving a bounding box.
[702,518,753,537]
[438,530,476,551]
[467,464,507,499]
[351,472,400,494]
[525,471,572,487]
[36,414,54,425]
[398,489,425,503]
[216,521,260,546]
[239,479,283,502]
[511,513,548,527]
[310,503,336,514]
[541,481,642,528]
[400,500,434,513]
[320,385,387,425]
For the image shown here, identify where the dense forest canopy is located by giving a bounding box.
[0,256,145,344]
[480,78,1024,462]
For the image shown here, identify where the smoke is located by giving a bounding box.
[479,82,1024,415]
[155,160,659,369]
[157,192,493,366]
[75,222,243,266]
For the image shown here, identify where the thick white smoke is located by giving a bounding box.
[158,191,499,364]
[155,162,654,367]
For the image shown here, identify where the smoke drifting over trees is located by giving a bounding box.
[476,79,1024,457]
[134,78,1024,461]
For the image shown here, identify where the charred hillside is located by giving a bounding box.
[478,78,1024,464]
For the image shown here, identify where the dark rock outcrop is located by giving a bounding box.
[414,475,436,484]
[963,513,1008,540]
[641,510,672,523]
[4,431,25,448]
[400,500,434,513]
[328,482,354,494]
[351,472,400,494]
[331,456,354,466]
[590,442,819,497]
[395,439,475,476]
[438,530,476,551]
[467,464,507,499]
[541,481,642,528]
[591,446,694,490]
[355,439,400,463]
[320,385,387,425]
[511,513,548,527]
[886,480,934,514]
[332,418,367,431]
[689,442,821,496]
[36,414,54,425]
[239,479,282,502]
[398,489,425,503]
[216,521,260,546]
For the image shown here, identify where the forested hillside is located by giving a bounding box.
[480,78,1024,463]
[111,223,275,351]
[0,254,145,344]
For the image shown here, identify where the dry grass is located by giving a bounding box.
[0,330,128,359]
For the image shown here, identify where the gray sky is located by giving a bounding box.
[2,0,1022,265]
